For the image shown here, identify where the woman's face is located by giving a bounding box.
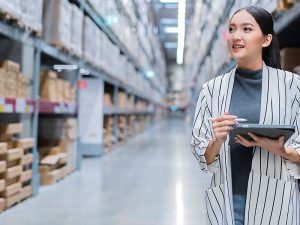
[227,10,270,63]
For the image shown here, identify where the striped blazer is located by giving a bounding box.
[191,63,300,225]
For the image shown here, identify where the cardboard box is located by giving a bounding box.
[5,192,22,208]
[3,148,24,162]
[5,165,22,180]
[40,153,67,165]
[18,75,30,99]
[281,48,300,72]
[21,170,32,183]
[21,154,34,166]
[0,69,5,97]
[40,167,64,185]
[0,143,7,155]
[0,161,6,174]
[104,93,113,107]
[0,123,23,136]
[1,182,21,197]
[20,185,32,200]
[56,79,64,103]
[0,180,5,192]
[0,198,4,212]
[40,70,58,102]
[0,60,20,73]
[14,138,34,150]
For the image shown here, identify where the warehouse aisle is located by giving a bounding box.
[0,118,211,225]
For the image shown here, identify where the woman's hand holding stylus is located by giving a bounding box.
[211,112,238,144]
[205,112,238,164]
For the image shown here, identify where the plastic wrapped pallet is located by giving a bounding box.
[83,16,95,63]
[20,0,43,35]
[71,4,83,57]
[0,0,22,21]
[43,0,72,50]
[94,28,102,69]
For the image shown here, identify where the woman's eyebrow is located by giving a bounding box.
[229,22,255,26]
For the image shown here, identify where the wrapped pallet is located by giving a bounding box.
[43,0,72,50]
[71,4,83,57]
[0,0,22,21]
[20,0,43,35]
[83,16,97,64]
[95,28,102,69]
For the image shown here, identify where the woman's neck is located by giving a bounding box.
[237,58,263,71]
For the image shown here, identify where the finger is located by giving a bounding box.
[213,120,237,128]
[214,125,235,133]
[214,115,237,122]
[236,135,256,147]
[247,132,260,142]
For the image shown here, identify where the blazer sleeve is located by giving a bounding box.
[190,83,219,173]
[285,75,300,179]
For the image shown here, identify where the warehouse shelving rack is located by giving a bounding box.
[0,0,167,201]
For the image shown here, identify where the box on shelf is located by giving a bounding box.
[278,0,296,11]
[83,16,96,63]
[20,0,43,35]
[0,180,5,192]
[14,138,34,150]
[18,75,30,99]
[118,92,127,109]
[43,0,72,50]
[0,143,7,155]
[70,4,83,57]
[0,0,22,21]
[40,70,58,102]
[104,93,113,107]
[0,60,20,98]
[38,118,77,175]
[281,48,300,72]
[0,123,23,138]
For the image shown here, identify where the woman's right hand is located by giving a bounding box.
[212,112,238,144]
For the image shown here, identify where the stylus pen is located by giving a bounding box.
[207,118,248,122]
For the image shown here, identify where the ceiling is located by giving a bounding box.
[150,0,195,62]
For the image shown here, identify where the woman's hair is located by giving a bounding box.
[232,6,281,69]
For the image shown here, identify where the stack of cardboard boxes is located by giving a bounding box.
[40,70,76,103]
[118,116,126,144]
[0,123,34,211]
[278,0,297,11]
[281,48,300,73]
[103,117,114,152]
[0,60,30,99]
[118,92,127,110]
[38,118,77,185]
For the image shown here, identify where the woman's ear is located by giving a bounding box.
[262,34,272,48]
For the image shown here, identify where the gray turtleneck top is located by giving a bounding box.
[229,67,263,195]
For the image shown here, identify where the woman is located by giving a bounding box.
[191,6,300,225]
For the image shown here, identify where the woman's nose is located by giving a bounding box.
[233,31,242,41]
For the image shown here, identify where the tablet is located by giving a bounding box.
[229,123,295,144]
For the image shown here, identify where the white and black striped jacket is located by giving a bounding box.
[191,63,300,225]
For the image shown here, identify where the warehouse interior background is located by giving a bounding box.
[0,0,298,224]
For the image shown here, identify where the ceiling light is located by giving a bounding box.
[164,26,178,33]
[176,0,186,65]
[159,0,179,3]
[164,42,178,48]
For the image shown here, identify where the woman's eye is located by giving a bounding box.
[229,27,234,32]
[244,27,252,32]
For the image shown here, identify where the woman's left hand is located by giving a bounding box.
[235,133,286,157]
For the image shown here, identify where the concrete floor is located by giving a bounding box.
[0,118,211,225]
